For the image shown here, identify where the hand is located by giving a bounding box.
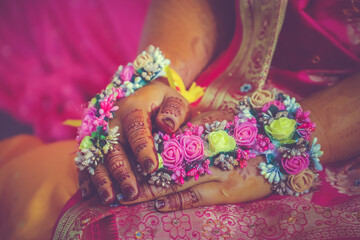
[119,111,272,212]
[78,79,191,204]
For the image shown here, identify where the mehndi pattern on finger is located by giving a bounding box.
[75,46,324,196]
[75,46,170,175]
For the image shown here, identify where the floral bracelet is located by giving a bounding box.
[74,45,323,196]
[75,45,170,175]
[146,91,323,196]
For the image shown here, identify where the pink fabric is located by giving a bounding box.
[53,157,360,239]
[52,1,360,239]
[0,0,150,141]
[270,0,360,98]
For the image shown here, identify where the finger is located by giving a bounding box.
[122,108,158,173]
[105,144,138,201]
[155,182,224,212]
[90,164,116,205]
[183,111,234,129]
[119,173,219,205]
[156,95,190,134]
[78,170,95,199]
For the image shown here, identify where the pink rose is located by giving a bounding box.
[161,139,184,169]
[261,100,285,112]
[180,135,204,162]
[232,121,258,147]
[76,107,97,143]
[297,122,316,141]
[281,153,310,175]
[120,65,135,82]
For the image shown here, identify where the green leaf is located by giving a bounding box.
[79,136,93,149]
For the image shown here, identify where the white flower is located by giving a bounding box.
[283,95,300,113]
[122,82,135,96]
[259,162,284,183]
[146,45,170,68]
[107,126,120,144]
[309,137,323,171]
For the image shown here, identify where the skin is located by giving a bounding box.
[120,111,273,212]
[79,0,234,204]
[120,72,360,212]
[79,79,191,204]
[79,0,360,209]
[139,0,235,87]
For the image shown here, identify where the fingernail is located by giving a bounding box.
[116,193,124,201]
[155,199,165,209]
[162,117,175,131]
[144,159,155,172]
[100,190,110,205]
[81,188,88,198]
[123,186,135,200]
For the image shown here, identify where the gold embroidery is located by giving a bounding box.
[196,0,287,114]
[343,0,360,22]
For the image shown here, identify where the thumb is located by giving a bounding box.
[154,182,225,212]
[156,94,190,134]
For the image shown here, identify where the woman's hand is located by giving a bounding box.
[119,111,272,212]
[79,79,191,204]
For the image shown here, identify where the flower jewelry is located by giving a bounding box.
[74,45,323,196]
[150,92,323,196]
[75,46,170,175]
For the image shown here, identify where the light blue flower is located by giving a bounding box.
[258,162,284,183]
[309,137,323,171]
[240,83,252,93]
[283,95,300,114]
[133,76,145,89]
[237,109,253,119]
[266,153,276,164]
[122,82,135,96]
[147,45,171,69]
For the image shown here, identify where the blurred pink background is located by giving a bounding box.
[0,0,150,141]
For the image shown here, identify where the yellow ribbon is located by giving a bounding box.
[164,65,205,104]
[62,119,82,127]
[64,66,204,127]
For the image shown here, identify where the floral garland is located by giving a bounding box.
[74,45,323,196]
[148,91,324,196]
[75,46,170,175]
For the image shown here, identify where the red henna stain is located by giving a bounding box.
[161,97,185,118]
[93,174,107,189]
[164,189,199,210]
[181,189,199,210]
[123,109,152,157]
[167,193,182,210]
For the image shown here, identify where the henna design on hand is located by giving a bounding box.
[93,171,108,189]
[167,189,199,210]
[123,109,152,157]
[181,189,200,210]
[106,148,131,184]
[161,97,185,118]
[78,171,92,198]
[109,161,130,183]
[138,182,179,201]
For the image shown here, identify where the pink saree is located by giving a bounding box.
[53,0,360,239]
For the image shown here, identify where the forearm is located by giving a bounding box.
[139,0,234,87]
[301,72,360,163]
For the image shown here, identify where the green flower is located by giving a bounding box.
[105,83,114,91]
[265,117,296,144]
[157,153,164,169]
[79,136,93,149]
[207,130,236,156]
[90,97,97,106]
